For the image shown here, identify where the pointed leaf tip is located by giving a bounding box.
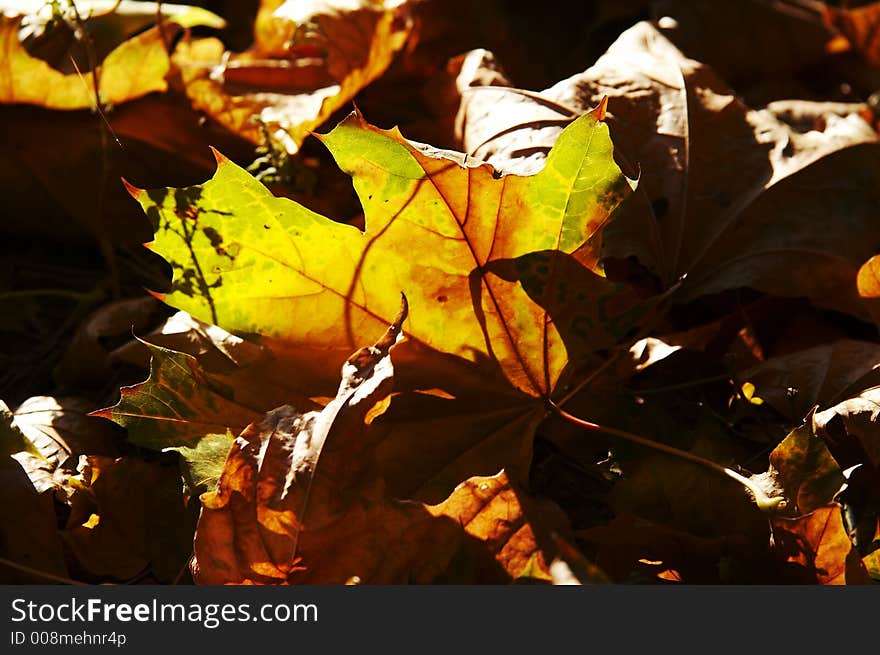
[591,96,609,122]
[209,146,229,166]
[121,178,142,199]
[146,289,167,303]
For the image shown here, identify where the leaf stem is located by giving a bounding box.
[624,373,732,396]
[0,288,105,302]
[0,557,87,586]
[547,401,787,513]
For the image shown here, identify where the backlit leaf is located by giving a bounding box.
[771,505,871,585]
[765,419,845,516]
[0,10,221,109]
[172,0,413,154]
[132,108,635,399]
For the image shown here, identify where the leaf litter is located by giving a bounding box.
[1,0,878,585]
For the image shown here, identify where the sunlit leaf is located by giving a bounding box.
[0,10,221,109]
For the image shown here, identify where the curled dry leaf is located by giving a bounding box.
[0,406,69,583]
[54,296,163,388]
[746,367,880,558]
[752,416,845,518]
[3,397,192,583]
[173,0,414,154]
[193,302,568,584]
[63,455,195,583]
[743,340,880,420]
[771,505,871,585]
[814,389,880,469]
[12,395,119,495]
[451,22,880,318]
[0,454,69,583]
[109,309,268,371]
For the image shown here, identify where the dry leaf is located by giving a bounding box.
[193,304,568,583]
[173,0,413,153]
[771,505,871,585]
[451,22,880,317]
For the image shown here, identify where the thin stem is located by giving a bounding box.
[0,557,87,586]
[548,401,787,513]
[172,554,194,585]
[555,348,627,407]
[0,288,104,302]
[625,373,731,396]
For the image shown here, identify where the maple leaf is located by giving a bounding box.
[171,0,413,154]
[453,22,880,318]
[742,340,880,420]
[63,455,195,583]
[108,107,640,498]
[129,108,633,397]
[771,506,871,585]
[0,9,223,109]
[192,302,570,584]
[94,325,320,492]
[814,391,880,470]
[757,417,846,517]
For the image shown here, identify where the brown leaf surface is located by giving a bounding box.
[0,454,69,583]
[117,106,639,503]
[771,505,871,585]
[451,22,880,317]
[173,0,413,154]
[607,431,769,540]
[577,515,758,584]
[814,389,880,468]
[10,395,120,497]
[825,1,880,68]
[0,95,251,249]
[193,305,568,583]
[63,456,195,583]
[743,340,880,420]
[761,419,845,517]
[654,0,833,87]
[54,297,164,389]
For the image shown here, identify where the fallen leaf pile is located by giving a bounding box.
[1,0,879,585]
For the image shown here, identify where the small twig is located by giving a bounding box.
[555,348,627,408]
[0,557,88,586]
[0,288,104,302]
[172,554,194,585]
[625,373,732,396]
[548,401,787,513]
